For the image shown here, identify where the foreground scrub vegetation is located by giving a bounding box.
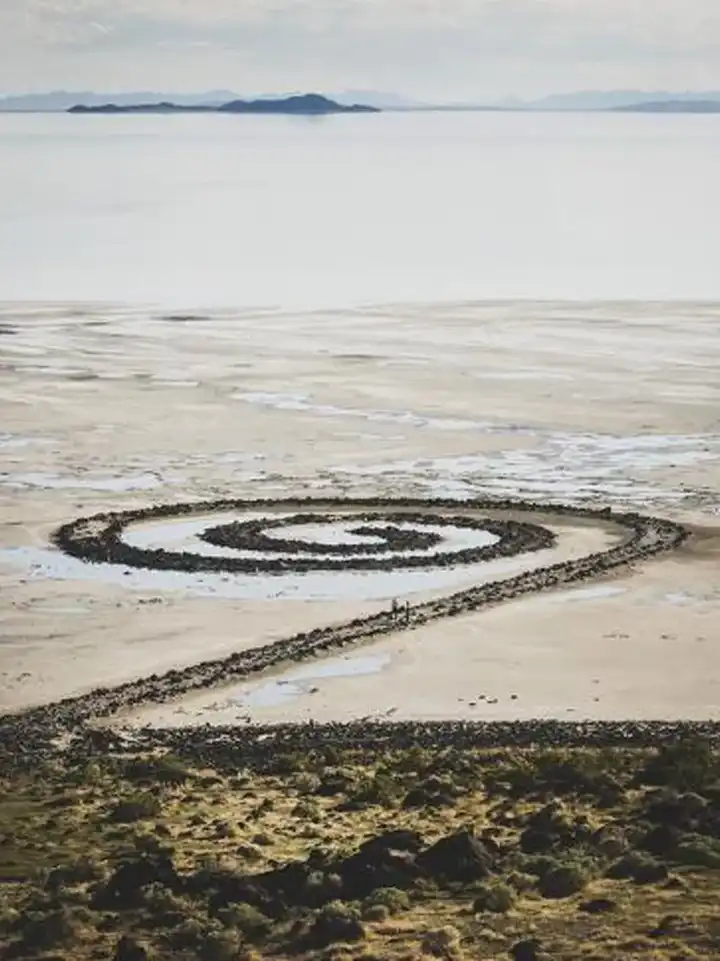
[1,739,719,961]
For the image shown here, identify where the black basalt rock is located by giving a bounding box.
[334,830,423,898]
[113,936,150,961]
[94,853,182,909]
[510,938,545,961]
[417,829,495,883]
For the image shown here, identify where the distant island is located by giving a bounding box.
[68,94,380,116]
[612,100,720,114]
[4,88,719,115]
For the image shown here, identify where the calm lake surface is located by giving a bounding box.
[1,110,719,307]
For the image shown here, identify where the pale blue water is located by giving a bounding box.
[1,110,720,306]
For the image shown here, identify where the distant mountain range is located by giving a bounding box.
[0,90,234,111]
[68,94,379,116]
[3,88,720,114]
[499,90,720,110]
[611,100,720,114]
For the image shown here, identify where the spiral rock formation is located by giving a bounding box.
[53,500,555,574]
[1,496,714,772]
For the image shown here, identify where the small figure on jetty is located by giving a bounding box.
[404,601,411,625]
[391,598,399,620]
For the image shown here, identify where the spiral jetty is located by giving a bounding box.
[2,496,718,772]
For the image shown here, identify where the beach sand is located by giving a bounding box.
[1,300,718,721]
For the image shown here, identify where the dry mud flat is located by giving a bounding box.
[0,301,719,733]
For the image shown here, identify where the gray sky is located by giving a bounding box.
[3,0,720,98]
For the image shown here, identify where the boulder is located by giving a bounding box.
[519,827,557,855]
[113,936,149,961]
[579,898,617,914]
[510,939,544,961]
[337,838,420,899]
[639,824,682,859]
[520,804,579,854]
[417,829,494,883]
[641,790,708,830]
[402,786,455,809]
[591,824,629,859]
[96,854,181,909]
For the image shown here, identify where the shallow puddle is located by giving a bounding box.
[230,654,392,708]
[548,584,627,604]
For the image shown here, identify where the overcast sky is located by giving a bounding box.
[3,1,720,99]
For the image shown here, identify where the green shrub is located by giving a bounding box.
[523,855,557,879]
[133,885,187,930]
[472,881,515,913]
[640,739,718,791]
[199,931,243,961]
[362,887,411,915]
[292,799,321,820]
[122,754,194,787]
[168,918,207,951]
[109,793,161,823]
[321,900,359,918]
[606,851,668,884]
[316,768,358,796]
[0,906,20,933]
[45,856,105,890]
[308,901,366,947]
[392,746,435,776]
[129,832,174,857]
[213,820,236,839]
[592,825,629,859]
[362,903,391,922]
[538,863,589,899]
[269,752,308,775]
[506,871,536,894]
[344,773,399,809]
[17,908,78,950]
[63,760,102,786]
[293,772,322,794]
[217,903,270,937]
[483,748,632,802]
[421,925,463,959]
[674,837,720,869]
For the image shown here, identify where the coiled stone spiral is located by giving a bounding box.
[52,498,556,575]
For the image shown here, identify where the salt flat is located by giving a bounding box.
[0,301,718,720]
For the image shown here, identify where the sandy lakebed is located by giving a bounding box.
[0,300,718,726]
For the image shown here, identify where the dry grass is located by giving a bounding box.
[0,741,719,960]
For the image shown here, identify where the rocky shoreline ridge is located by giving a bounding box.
[3,496,717,772]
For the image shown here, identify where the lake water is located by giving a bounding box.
[1,110,719,307]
